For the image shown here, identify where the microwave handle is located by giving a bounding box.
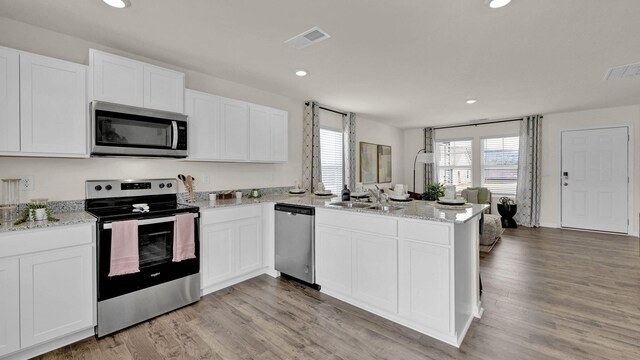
[171,121,178,150]
[103,213,198,229]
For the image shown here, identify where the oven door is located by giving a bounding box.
[91,101,188,158]
[97,214,199,301]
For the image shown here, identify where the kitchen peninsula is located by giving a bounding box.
[194,194,486,347]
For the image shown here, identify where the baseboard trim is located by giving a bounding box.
[539,222,560,228]
[1,327,94,360]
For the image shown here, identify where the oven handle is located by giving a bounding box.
[103,213,199,229]
[171,121,178,150]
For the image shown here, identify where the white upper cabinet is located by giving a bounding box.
[90,50,143,107]
[0,47,20,153]
[143,64,184,113]
[90,49,185,113]
[220,97,249,161]
[20,52,87,155]
[185,88,289,163]
[249,104,288,162]
[184,89,221,160]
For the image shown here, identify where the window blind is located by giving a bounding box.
[436,140,472,190]
[320,128,344,194]
[481,136,519,195]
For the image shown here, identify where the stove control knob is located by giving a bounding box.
[105,185,112,191]
[166,183,173,188]
[94,185,102,191]
[159,183,165,189]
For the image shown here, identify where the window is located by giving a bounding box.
[436,140,472,190]
[481,136,519,195]
[320,127,343,194]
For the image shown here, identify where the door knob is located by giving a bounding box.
[563,182,568,186]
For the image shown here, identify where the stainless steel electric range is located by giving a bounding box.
[85,178,200,337]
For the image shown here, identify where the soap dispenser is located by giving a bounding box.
[341,184,351,201]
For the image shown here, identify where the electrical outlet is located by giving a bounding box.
[202,175,210,185]
[20,175,34,191]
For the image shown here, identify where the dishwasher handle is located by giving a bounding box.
[275,203,315,216]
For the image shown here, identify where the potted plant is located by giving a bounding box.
[421,182,445,201]
[497,197,518,228]
[13,204,59,225]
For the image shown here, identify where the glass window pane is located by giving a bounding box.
[481,136,519,195]
[320,128,343,195]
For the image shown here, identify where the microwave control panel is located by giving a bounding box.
[177,125,187,150]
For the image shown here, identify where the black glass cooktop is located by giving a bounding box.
[86,194,198,222]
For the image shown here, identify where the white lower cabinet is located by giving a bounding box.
[0,223,96,359]
[316,226,352,296]
[200,206,263,294]
[398,239,450,333]
[352,233,398,313]
[0,258,20,357]
[19,246,94,348]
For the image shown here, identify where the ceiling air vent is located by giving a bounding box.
[285,27,331,49]
[605,62,640,80]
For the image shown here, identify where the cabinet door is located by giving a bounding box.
[185,90,221,160]
[315,226,352,296]
[91,50,143,107]
[201,223,235,287]
[249,104,271,161]
[0,258,20,357]
[236,217,262,274]
[269,109,288,162]
[352,233,398,313]
[20,53,87,155]
[143,64,185,113]
[399,240,451,334]
[219,97,249,161]
[20,245,93,348]
[0,47,20,153]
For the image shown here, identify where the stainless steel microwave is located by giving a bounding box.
[90,101,188,158]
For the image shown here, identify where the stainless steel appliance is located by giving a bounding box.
[85,179,200,337]
[90,101,188,158]
[274,204,317,286]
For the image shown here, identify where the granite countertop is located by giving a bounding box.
[0,211,97,233]
[189,194,488,224]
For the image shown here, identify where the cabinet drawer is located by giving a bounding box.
[0,224,95,258]
[399,220,451,246]
[316,209,397,237]
[201,205,262,225]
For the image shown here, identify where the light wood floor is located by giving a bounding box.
[37,227,640,360]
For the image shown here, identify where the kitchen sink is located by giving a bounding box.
[366,204,404,212]
[327,201,403,212]
[328,201,373,209]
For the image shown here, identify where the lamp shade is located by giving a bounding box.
[415,152,434,164]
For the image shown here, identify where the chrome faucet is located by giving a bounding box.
[368,187,387,204]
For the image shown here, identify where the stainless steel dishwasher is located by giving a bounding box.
[274,203,317,286]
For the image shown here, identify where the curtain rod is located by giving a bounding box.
[305,101,347,116]
[433,117,528,130]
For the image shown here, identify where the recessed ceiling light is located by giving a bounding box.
[295,70,308,77]
[489,0,511,8]
[466,99,478,104]
[102,0,131,8]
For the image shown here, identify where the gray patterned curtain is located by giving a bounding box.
[302,102,322,192]
[343,112,357,190]
[424,127,435,188]
[515,115,543,227]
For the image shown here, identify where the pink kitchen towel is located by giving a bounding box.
[173,213,196,262]
[109,219,140,277]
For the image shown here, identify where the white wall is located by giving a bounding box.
[540,105,640,236]
[356,116,405,189]
[0,16,303,202]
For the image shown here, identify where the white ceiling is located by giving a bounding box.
[1,0,639,128]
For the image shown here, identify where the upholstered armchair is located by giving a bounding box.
[461,187,503,246]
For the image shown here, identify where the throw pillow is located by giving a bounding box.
[465,189,479,204]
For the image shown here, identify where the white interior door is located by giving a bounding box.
[561,127,628,233]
